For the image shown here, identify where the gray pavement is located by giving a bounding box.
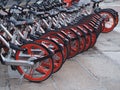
[0,1,120,90]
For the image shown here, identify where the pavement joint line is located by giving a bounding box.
[75,60,99,81]
[5,79,11,90]
[51,75,59,90]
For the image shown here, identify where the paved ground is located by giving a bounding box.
[0,1,120,90]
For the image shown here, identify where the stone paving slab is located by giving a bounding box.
[51,60,103,90]
[103,52,120,65]
[9,78,56,90]
[96,31,120,47]
[75,51,120,80]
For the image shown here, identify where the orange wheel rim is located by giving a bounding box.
[100,12,115,33]
[62,30,80,58]
[35,39,63,73]
[15,43,53,82]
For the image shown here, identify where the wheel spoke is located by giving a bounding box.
[29,68,35,77]
[54,63,59,68]
[36,66,48,74]
[41,62,51,67]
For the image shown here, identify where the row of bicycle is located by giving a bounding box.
[0,0,119,82]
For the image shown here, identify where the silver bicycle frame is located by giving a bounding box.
[0,23,34,66]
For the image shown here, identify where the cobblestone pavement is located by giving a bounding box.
[0,1,120,90]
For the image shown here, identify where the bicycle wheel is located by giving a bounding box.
[42,34,68,62]
[99,11,116,33]
[41,31,58,38]
[15,43,53,82]
[99,9,118,26]
[35,38,64,73]
[56,31,71,58]
[61,29,80,58]
[76,26,92,51]
[71,27,86,53]
[82,24,97,47]
[90,32,97,47]
[79,36,86,53]
[88,21,102,37]
[109,9,119,26]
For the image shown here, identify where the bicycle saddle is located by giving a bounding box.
[0,13,8,19]
[29,11,45,16]
[91,0,103,3]
[8,18,35,27]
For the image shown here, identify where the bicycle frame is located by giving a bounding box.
[0,23,35,66]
